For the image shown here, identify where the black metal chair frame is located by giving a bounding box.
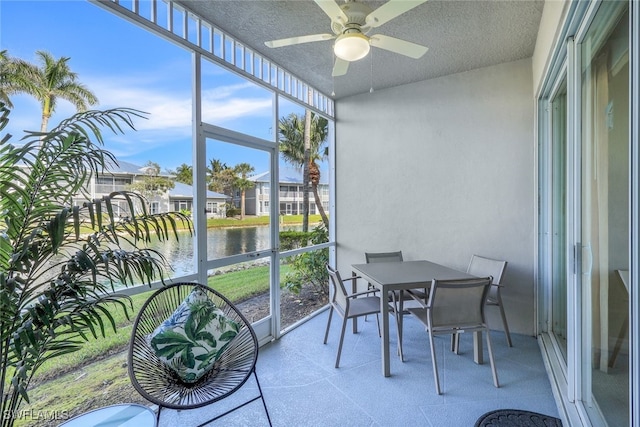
[128,282,272,426]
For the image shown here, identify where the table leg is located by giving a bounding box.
[381,287,390,376]
[473,331,484,364]
[351,271,358,334]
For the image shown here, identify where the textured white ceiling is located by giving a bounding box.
[176,0,544,99]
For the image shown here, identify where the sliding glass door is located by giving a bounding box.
[579,3,629,424]
[550,78,569,362]
[538,2,633,425]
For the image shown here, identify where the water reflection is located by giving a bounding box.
[149,226,291,277]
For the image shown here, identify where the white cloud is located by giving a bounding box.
[5,74,272,142]
[86,76,272,132]
[201,97,272,123]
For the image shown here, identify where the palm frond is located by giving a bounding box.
[0,106,191,424]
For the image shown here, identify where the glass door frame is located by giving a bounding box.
[540,61,573,379]
[537,1,639,425]
[193,52,280,344]
[629,2,639,424]
[537,43,584,424]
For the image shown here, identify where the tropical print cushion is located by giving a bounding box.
[148,287,240,383]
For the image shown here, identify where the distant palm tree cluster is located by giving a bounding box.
[1,50,330,228]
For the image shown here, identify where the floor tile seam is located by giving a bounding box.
[321,377,378,425]
[416,406,438,427]
[258,376,340,391]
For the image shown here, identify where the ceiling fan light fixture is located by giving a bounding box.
[334,32,370,62]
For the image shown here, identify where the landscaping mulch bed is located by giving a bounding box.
[236,286,328,328]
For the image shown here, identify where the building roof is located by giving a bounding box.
[250,167,328,185]
[169,182,227,200]
[104,159,226,200]
[105,159,173,177]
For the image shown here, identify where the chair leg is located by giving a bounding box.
[395,316,404,361]
[196,369,274,427]
[253,369,273,427]
[496,292,512,347]
[323,306,334,344]
[449,330,461,354]
[428,331,441,394]
[375,313,381,337]
[391,291,404,362]
[609,315,629,368]
[485,328,500,388]
[396,294,404,361]
[335,315,349,368]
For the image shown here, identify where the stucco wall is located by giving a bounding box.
[334,58,536,335]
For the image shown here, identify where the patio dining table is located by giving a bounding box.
[351,259,482,377]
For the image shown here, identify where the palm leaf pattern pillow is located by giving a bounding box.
[149,287,240,383]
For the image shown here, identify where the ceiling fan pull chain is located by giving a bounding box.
[370,46,374,93]
[331,46,336,97]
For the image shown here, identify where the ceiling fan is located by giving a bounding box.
[264,0,429,77]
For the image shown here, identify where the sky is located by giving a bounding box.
[0,0,309,174]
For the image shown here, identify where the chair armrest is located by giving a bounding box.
[347,289,380,299]
[342,275,363,294]
[406,289,428,308]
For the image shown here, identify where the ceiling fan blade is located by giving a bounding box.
[313,0,348,24]
[265,33,334,48]
[370,34,428,59]
[332,57,349,76]
[366,0,429,28]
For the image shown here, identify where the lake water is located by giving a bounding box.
[150,225,300,277]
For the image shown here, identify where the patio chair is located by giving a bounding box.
[466,255,511,347]
[364,251,427,361]
[128,282,272,426]
[324,264,381,368]
[407,277,499,394]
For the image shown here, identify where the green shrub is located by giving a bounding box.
[224,203,240,217]
[282,224,329,295]
[279,230,309,251]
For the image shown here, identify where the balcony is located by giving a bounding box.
[157,309,558,426]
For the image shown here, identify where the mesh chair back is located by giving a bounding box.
[327,264,349,309]
[128,282,258,410]
[466,255,507,300]
[467,255,512,347]
[365,251,404,263]
[428,278,492,329]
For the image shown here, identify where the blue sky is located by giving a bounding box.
[0,0,306,174]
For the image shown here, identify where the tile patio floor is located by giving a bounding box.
[159,308,560,426]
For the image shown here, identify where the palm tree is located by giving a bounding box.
[0,50,36,108]
[278,112,329,229]
[174,163,193,185]
[208,158,235,195]
[5,50,98,133]
[234,163,255,220]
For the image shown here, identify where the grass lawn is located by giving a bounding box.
[207,214,323,228]
[13,263,316,427]
[28,264,288,383]
[15,352,141,427]
[9,219,316,424]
